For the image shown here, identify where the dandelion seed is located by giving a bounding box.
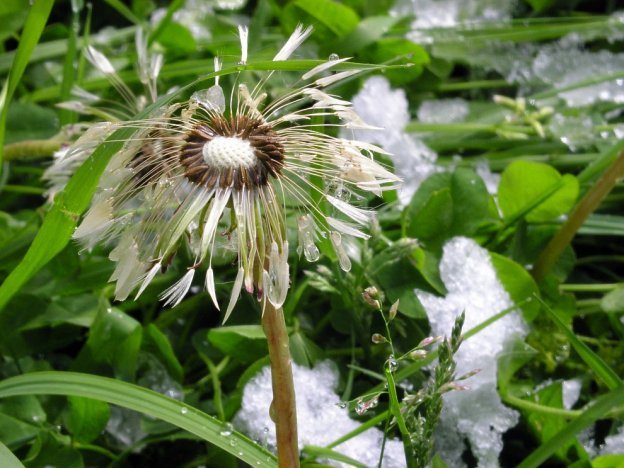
[65,25,400,318]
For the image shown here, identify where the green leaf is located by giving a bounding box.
[0,0,55,168]
[0,440,24,468]
[334,15,400,55]
[601,287,624,314]
[289,331,322,367]
[78,304,142,380]
[525,382,585,463]
[498,160,579,223]
[497,338,538,395]
[66,396,110,444]
[592,454,624,468]
[368,239,440,318]
[403,169,492,249]
[0,411,41,447]
[490,252,540,321]
[518,385,624,468]
[143,324,184,382]
[6,102,59,144]
[0,371,276,466]
[283,0,359,39]
[157,21,197,54]
[207,325,267,363]
[22,430,83,468]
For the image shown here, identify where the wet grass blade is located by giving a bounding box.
[0,371,276,467]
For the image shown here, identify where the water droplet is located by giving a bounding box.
[355,396,379,416]
[180,407,188,415]
[386,355,398,372]
[338,402,347,409]
[263,426,269,434]
[230,439,237,447]
[328,53,339,61]
[220,422,234,436]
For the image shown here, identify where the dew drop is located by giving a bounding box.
[180,407,188,415]
[386,355,398,372]
[338,402,347,409]
[220,422,234,436]
[230,439,237,447]
[329,53,340,61]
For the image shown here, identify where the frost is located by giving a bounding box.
[417,98,469,124]
[562,379,582,410]
[416,237,528,467]
[235,361,406,467]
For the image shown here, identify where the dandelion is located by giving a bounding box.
[69,25,400,321]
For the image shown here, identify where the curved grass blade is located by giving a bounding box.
[0,0,55,171]
[517,385,624,468]
[0,441,24,468]
[0,371,277,467]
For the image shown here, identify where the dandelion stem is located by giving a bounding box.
[262,300,299,468]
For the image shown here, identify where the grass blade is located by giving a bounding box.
[517,385,624,468]
[0,441,24,468]
[0,371,276,467]
[0,0,55,171]
[538,297,622,390]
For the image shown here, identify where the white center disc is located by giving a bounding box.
[202,136,257,170]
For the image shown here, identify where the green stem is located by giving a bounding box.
[502,394,581,418]
[559,283,621,293]
[326,411,390,449]
[262,301,299,468]
[3,138,64,160]
[533,151,624,281]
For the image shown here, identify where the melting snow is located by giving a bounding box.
[235,360,406,467]
[416,237,528,467]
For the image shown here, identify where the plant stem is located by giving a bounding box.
[262,301,299,468]
[3,138,64,160]
[532,151,624,282]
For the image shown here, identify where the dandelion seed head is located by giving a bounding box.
[59,25,400,317]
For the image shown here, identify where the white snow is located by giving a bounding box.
[599,425,624,456]
[235,360,406,467]
[533,45,624,107]
[346,76,441,205]
[416,237,528,467]
[562,379,582,410]
[417,98,469,124]
[392,0,515,43]
[548,114,596,150]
